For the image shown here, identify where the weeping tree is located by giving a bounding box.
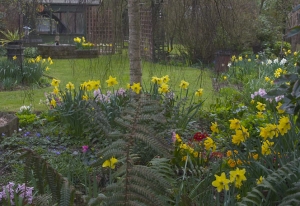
[164,0,258,63]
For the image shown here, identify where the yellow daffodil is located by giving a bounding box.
[256,102,266,111]
[66,82,75,90]
[229,118,241,130]
[50,98,56,108]
[131,82,142,94]
[51,79,61,87]
[13,55,17,60]
[151,76,159,84]
[102,157,118,169]
[82,94,88,101]
[179,80,189,89]
[229,167,247,188]
[162,75,170,83]
[261,140,274,155]
[276,102,285,114]
[256,176,264,185]
[265,76,270,82]
[212,172,230,192]
[158,83,169,94]
[232,127,249,145]
[210,122,219,133]
[53,87,59,95]
[278,116,291,135]
[231,55,236,62]
[256,112,264,118]
[195,88,203,97]
[93,80,101,90]
[204,137,216,151]
[106,76,118,87]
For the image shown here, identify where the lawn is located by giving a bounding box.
[0,52,216,112]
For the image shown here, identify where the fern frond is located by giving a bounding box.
[60,179,75,206]
[239,157,300,206]
[14,149,80,205]
[131,133,171,157]
[32,194,52,206]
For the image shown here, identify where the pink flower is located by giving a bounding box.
[82,145,89,153]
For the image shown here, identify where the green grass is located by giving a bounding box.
[0,51,216,112]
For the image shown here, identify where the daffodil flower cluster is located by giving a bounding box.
[74,36,95,50]
[212,167,247,192]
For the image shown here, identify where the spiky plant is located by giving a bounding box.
[88,95,175,205]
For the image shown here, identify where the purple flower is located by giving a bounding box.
[36,133,41,137]
[94,89,101,98]
[116,88,126,96]
[82,145,89,153]
[258,88,267,97]
[24,131,30,137]
[251,91,258,99]
[275,95,284,102]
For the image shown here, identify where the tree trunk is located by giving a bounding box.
[128,0,142,84]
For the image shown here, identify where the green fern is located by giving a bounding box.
[238,157,300,206]
[15,149,79,205]
[89,95,175,205]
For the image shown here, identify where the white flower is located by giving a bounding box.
[273,58,279,64]
[227,62,231,67]
[280,58,287,65]
[266,59,272,65]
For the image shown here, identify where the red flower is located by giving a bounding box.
[193,132,208,141]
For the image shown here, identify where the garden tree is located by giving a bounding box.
[164,0,258,64]
[128,0,142,84]
[0,0,42,37]
[255,0,296,45]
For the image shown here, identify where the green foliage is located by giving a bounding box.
[264,67,300,127]
[47,87,89,138]
[272,41,291,57]
[16,113,37,127]
[24,47,39,58]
